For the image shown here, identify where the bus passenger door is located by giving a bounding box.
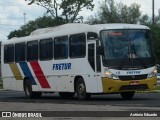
[88,41,101,92]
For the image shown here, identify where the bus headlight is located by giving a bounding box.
[147,69,157,78]
[105,69,119,80]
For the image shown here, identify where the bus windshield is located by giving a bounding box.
[101,29,155,69]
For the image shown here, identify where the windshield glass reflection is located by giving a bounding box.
[101,30,152,60]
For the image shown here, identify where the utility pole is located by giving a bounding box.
[23,13,26,24]
[152,0,154,24]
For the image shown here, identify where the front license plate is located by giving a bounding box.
[130,81,140,85]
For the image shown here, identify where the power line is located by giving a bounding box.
[0,3,36,7]
[0,23,21,26]
[0,3,25,6]
[0,27,18,29]
[0,18,24,19]
[0,17,35,20]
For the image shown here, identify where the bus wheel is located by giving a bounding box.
[76,78,91,100]
[24,79,42,98]
[120,91,135,100]
[59,92,75,99]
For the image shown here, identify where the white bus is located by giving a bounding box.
[1,23,157,100]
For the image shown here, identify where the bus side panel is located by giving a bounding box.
[96,75,103,93]
[2,64,17,90]
[16,80,24,91]
[80,60,99,93]
[61,75,72,92]
[83,75,97,93]
[39,60,74,92]
[1,44,14,90]
[47,76,63,92]
[38,58,100,93]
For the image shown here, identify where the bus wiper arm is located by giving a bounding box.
[118,55,130,70]
[131,44,147,68]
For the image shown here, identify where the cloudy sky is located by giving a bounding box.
[0,0,159,41]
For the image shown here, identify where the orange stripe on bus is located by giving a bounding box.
[9,63,23,80]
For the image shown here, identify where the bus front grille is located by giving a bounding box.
[119,84,148,91]
[118,74,148,80]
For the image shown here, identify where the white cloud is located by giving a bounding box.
[0,0,46,41]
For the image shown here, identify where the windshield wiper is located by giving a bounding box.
[118,38,130,69]
[131,44,147,68]
[118,54,130,70]
[119,34,147,69]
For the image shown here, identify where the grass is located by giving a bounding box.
[155,85,160,90]
[0,84,3,89]
[0,77,3,89]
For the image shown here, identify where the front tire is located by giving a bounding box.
[120,91,135,100]
[24,79,42,98]
[76,78,91,100]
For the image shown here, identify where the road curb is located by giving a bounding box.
[152,90,160,93]
[136,90,160,93]
[0,83,3,90]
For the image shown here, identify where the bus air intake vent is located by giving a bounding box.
[119,84,148,91]
[118,74,148,80]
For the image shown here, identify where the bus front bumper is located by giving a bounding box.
[102,76,157,93]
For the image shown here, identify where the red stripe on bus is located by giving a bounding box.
[30,61,51,88]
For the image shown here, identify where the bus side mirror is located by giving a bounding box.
[97,46,104,55]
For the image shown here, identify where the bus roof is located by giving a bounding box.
[3,23,149,44]
[92,23,149,30]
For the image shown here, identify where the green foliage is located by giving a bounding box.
[8,0,94,39]
[141,14,160,64]
[25,0,94,23]
[155,85,160,90]
[88,0,141,24]
[26,0,58,18]
[60,0,94,23]
[139,14,152,26]
[0,76,2,89]
[150,25,160,64]
[8,16,65,39]
[0,84,3,89]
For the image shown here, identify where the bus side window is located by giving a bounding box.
[40,38,53,60]
[15,42,25,62]
[54,36,68,59]
[69,33,86,58]
[4,44,14,63]
[87,32,98,40]
[27,40,38,61]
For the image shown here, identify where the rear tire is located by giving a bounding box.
[76,78,91,100]
[59,92,75,99]
[120,91,135,100]
[24,79,42,98]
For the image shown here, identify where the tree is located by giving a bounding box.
[150,24,160,64]
[139,14,152,26]
[25,0,94,23]
[138,11,160,64]
[88,0,141,24]
[26,0,59,18]
[8,16,65,39]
